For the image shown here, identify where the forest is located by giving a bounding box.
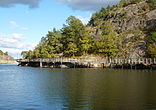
[21,0,156,59]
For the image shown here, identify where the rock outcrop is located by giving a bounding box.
[0,50,14,63]
[88,1,156,58]
[110,2,156,33]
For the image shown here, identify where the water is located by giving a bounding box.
[0,65,156,110]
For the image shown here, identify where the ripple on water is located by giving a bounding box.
[0,66,156,110]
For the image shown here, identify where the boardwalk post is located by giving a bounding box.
[143,58,145,65]
[74,59,76,68]
[40,59,42,67]
[109,58,112,68]
[131,64,133,69]
[149,58,152,65]
[146,58,148,65]
[134,59,136,69]
[154,58,156,64]
[138,58,141,64]
[61,57,63,66]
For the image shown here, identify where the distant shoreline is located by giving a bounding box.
[0,60,17,64]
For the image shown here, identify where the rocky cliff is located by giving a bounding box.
[110,1,156,33]
[88,1,156,58]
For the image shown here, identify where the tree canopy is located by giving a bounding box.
[21,0,156,59]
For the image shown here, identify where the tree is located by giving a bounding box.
[147,32,156,57]
[94,21,119,57]
[21,51,28,59]
[147,32,156,43]
[4,52,8,55]
[46,29,63,55]
[62,16,92,56]
[0,50,8,56]
[79,31,94,55]
[30,29,63,58]
[148,44,156,57]
[89,12,101,26]
[32,48,39,58]
[21,50,33,59]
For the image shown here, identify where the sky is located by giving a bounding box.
[0,0,120,58]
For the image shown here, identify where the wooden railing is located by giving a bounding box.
[17,57,156,65]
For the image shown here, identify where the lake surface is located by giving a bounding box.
[0,65,156,110]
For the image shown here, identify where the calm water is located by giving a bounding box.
[0,65,156,110]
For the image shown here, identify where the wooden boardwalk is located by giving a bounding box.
[17,57,156,68]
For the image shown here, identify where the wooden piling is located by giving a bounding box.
[40,59,42,67]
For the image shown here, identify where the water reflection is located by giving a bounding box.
[0,65,156,110]
[59,69,156,110]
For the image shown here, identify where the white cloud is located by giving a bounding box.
[10,21,29,31]
[20,27,29,30]
[11,33,25,39]
[10,21,19,28]
[77,16,90,24]
[0,33,35,49]
[57,0,120,11]
[0,0,41,8]
[0,33,36,58]
[0,0,120,11]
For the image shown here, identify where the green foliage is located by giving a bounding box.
[117,0,148,10]
[22,29,63,58]
[0,50,4,55]
[130,0,144,4]
[148,44,156,57]
[23,16,93,58]
[119,0,128,7]
[89,12,101,26]
[138,4,149,13]
[37,29,63,58]
[21,50,33,59]
[147,32,156,43]
[119,0,144,7]
[45,29,63,56]
[94,22,119,57]
[62,16,93,56]
[21,51,27,59]
[147,0,156,9]
[61,16,82,56]
[88,5,116,26]
[147,32,156,57]
[94,35,119,57]
[4,52,8,55]
[80,32,94,55]
[22,0,156,59]
[0,50,8,56]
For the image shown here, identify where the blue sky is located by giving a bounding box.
[0,0,120,58]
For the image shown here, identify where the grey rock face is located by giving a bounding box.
[110,2,155,58]
[129,41,146,58]
[89,1,156,58]
[110,2,156,33]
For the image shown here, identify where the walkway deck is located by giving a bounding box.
[17,57,156,68]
